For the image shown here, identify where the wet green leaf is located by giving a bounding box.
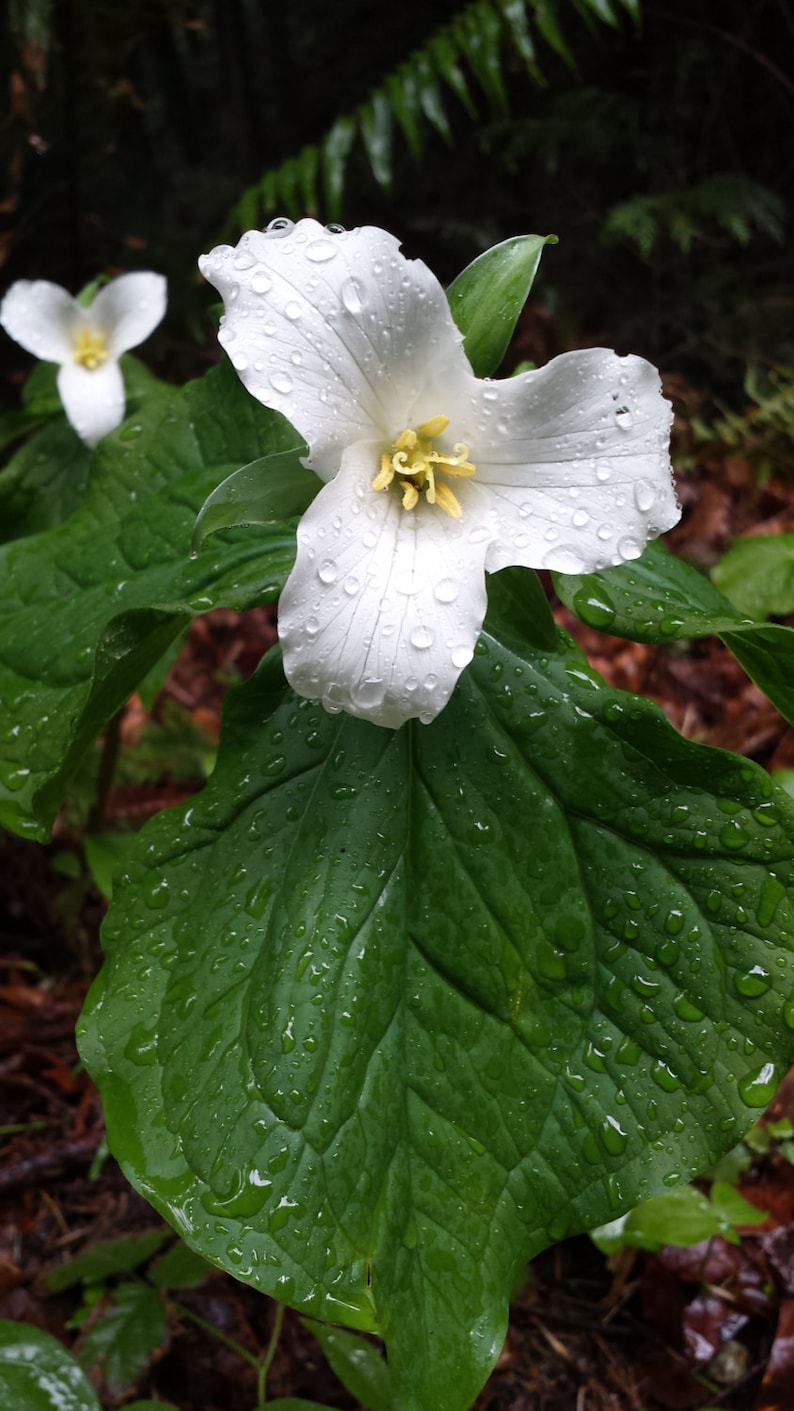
[0,1320,101,1410]
[148,1242,212,1289]
[77,1283,165,1397]
[447,235,557,377]
[0,357,297,841]
[80,606,794,1411]
[304,1320,404,1411]
[555,541,794,727]
[712,534,794,619]
[47,1230,168,1291]
[192,447,316,551]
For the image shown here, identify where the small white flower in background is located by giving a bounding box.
[0,272,167,447]
[200,218,679,730]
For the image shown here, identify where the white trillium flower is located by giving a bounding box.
[0,272,167,447]
[199,218,679,729]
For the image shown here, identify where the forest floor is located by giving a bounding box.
[2,375,794,1411]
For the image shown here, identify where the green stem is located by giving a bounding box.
[257,1301,286,1407]
[172,1300,261,1372]
[86,707,123,833]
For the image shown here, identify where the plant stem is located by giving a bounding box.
[172,1299,261,1372]
[257,1300,285,1407]
[86,708,123,833]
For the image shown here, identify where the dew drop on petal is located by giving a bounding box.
[595,464,612,482]
[572,509,590,527]
[270,372,293,395]
[305,616,320,636]
[341,279,365,315]
[394,568,426,596]
[614,406,633,429]
[468,526,490,544]
[618,536,644,560]
[451,646,473,670]
[285,300,303,321]
[356,678,384,708]
[434,578,458,604]
[233,248,256,270]
[305,239,338,262]
[343,576,360,596]
[318,560,338,585]
[231,351,248,371]
[634,480,656,513]
[266,217,294,236]
[410,626,434,649]
[251,271,272,294]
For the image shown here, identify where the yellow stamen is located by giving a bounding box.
[73,326,109,371]
[372,413,476,518]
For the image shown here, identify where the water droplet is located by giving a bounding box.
[233,248,256,270]
[231,350,248,371]
[617,536,643,561]
[451,646,473,670]
[394,568,426,596]
[318,560,338,585]
[410,626,434,649]
[434,578,458,604]
[251,270,272,294]
[270,371,293,395]
[572,508,590,528]
[285,300,303,320]
[306,238,338,262]
[266,216,294,236]
[614,406,633,429]
[634,480,656,513]
[734,965,772,998]
[343,576,360,596]
[738,1061,779,1108]
[341,279,364,314]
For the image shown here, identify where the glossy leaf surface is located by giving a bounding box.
[0,358,297,840]
[0,1320,101,1411]
[80,593,794,1411]
[446,234,556,377]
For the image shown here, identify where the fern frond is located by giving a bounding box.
[604,175,787,256]
[227,0,640,232]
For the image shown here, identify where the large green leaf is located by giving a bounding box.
[0,1321,101,1411]
[79,582,794,1411]
[0,357,299,840]
[0,356,168,543]
[555,541,794,727]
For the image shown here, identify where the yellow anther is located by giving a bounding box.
[417,414,450,439]
[433,482,463,519]
[73,326,109,371]
[372,413,476,518]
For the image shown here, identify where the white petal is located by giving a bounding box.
[278,442,489,728]
[199,219,472,482]
[57,359,125,447]
[0,280,80,363]
[458,349,679,574]
[91,272,167,356]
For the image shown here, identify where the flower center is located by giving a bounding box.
[73,326,109,371]
[372,414,476,519]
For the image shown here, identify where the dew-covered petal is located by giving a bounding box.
[0,280,80,363]
[57,358,126,447]
[91,272,167,356]
[198,219,472,482]
[459,349,678,574]
[278,442,489,728]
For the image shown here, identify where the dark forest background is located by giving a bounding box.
[2,0,793,410]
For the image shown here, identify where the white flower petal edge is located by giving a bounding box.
[0,281,80,363]
[199,218,472,482]
[465,348,679,574]
[57,359,126,449]
[279,442,489,729]
[0,270,166,446]
[91,272,167,357]
[201,218,679,729]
